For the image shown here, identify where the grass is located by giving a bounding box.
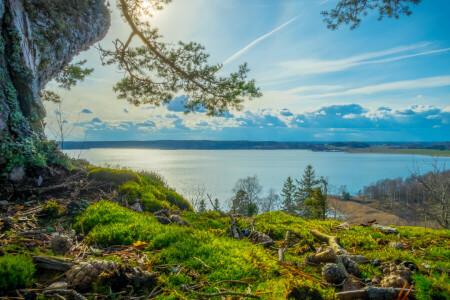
[74,200,450,299]
[0,254,35,292]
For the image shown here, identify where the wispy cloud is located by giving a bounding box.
[286,75,450,99]
[274,43,450,77]
[223,15,300,65]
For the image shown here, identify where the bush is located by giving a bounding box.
[88,167,139,185]
[0,254,35,292]
[118,181,142,202]
[164,189,193,211]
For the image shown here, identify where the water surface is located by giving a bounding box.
[66,149,445,205]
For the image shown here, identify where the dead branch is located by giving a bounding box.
[336,287,416,300]
[311,230,347,255]
[278,230,291,261]
[33,255,76,271]
[180,285,260,299]
[43,289,86,300]
[230,214,240,240]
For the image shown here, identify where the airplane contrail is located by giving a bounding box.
[223,15,300,65]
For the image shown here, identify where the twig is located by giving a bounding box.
[43,289,86,300]
[181,285,260,299]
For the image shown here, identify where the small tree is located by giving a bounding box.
[305,187,328,220]
[198,198,207,214]
[296,165,320,217]
[281,177,297,214]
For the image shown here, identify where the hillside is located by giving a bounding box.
[1,165,449,299]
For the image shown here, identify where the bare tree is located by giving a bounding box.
[412,157,449,229]
[260,188,281,213]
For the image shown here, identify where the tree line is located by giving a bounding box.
[361,160,449,229]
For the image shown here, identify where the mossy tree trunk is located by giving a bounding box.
[0,0,110,180]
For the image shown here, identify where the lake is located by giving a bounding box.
[65,149,446,206]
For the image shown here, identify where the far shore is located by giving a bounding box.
[345,147,450,157]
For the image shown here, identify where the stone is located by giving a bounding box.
[154,209,170,218]
[131,202,143,213]
[51,234,72,255]
[388,241,405,250]
[9,166,25,182]
[36,175,43,187]
[343,276,365,291]
[169,214,190,226]
[0,200,10,205]
[322,263,346,285]
[371,224,399,234]
[248,231,274,248]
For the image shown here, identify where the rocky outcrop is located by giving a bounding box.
[0,0,110,173]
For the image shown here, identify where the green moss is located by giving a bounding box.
[43,200,63,218]
[413,273,450,300]
[0,254,35,292]
[163,189,193,211]
[141,193,170,212]
[88,167,139,185]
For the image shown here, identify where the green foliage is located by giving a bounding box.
[88,167,139,185]
[75,201,279,283]
[305,187,328,220]
[281,176,297,213]
[322,0,422,30]
[0,254,35,292]
[413,273,450,300]
[115,169,192,211]
[43,200,62,218]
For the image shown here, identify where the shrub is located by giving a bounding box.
[0,254,35,292]
[43,200,62,218]
[164,189,193,211]
[88,167,139,185]
[118,181,142,202]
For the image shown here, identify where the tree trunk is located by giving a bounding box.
[0,0,110,179]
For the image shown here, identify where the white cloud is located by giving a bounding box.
[274,43,450,77]
[223,15,300,65]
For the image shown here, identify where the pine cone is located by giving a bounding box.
[381,274,408,288]
[66,260,117,290]
[339,255,361,277]
[322,263,346,285]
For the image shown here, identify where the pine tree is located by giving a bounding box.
[198,198,207,213]
[281,177,296,215]
[295,165,320,218]
[213,198,221,213]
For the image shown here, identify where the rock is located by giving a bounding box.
[0,200,10,205]
[66,260,117,290]
[322,263,346,285]
[131,202,143,213]
[154,209,170,218]
[371,224,399,234]
[9,166,25,182]
[421,263,431,270]
[36,175,43,187]
[248,231,274,248]
[51,234,72,255]
[45,281,68,290]
[169,214,190,226]
[156,215,171,225]
[388,242,405,250]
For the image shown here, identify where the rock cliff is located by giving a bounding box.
[0,0,110,173]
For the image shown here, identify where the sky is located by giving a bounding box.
[44,0,450,142]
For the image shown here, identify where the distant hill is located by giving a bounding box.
[63,140,450,152]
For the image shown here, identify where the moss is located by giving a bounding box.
[141,193,170,212]
[43,200,63,218]
[88,167,139,185]
[413,273,450,300]
[0,254,35,292]
[163,189,193,211]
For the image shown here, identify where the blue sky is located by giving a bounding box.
[44,0,450,141]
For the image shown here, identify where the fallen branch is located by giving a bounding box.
[181,285,260,299]
[311,230,347,255]
[336,287,415,300]
[33,255,76,271]
[43,289,86,300]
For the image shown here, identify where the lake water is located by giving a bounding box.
[65,149,446,206]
